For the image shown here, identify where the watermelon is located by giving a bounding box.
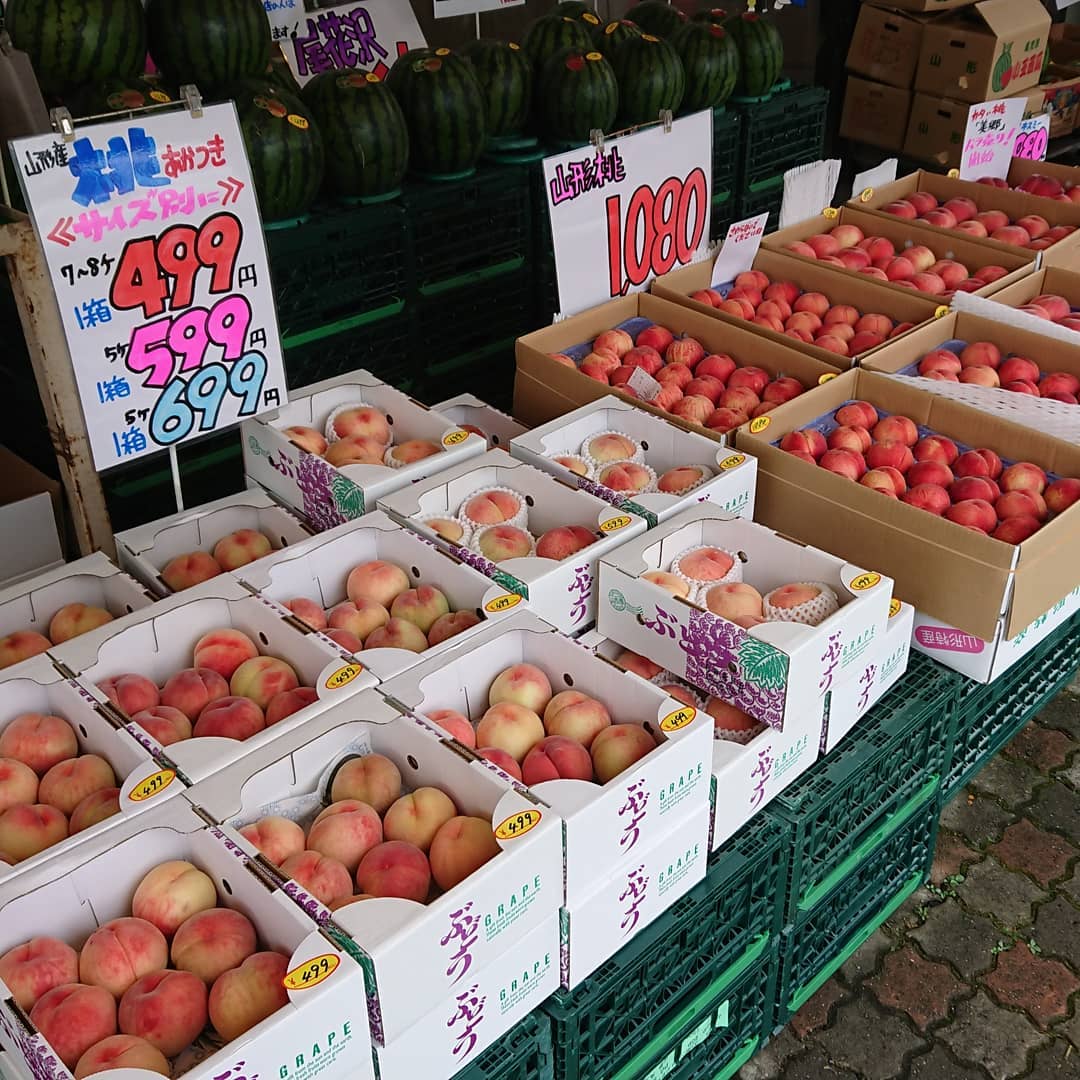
[724,11,783,97]
[523,14,594,71]
[623,2,688,39]
[388,47,487,178]
[302,71,408,200]
[6,0,145,98]
[266,46,302,98]
[227,80,324,222]
[595,19,642,54]
[146,0,270,91]
[537,46,617,146]
[462,38,533,139]
[609,33,685,127]
[691,8,729,24]
[69,74,175,117]
[671,21,739,112]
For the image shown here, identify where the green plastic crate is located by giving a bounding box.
[735,179,783,236]
[544,813,789,1080]
[734,85,829,193]
[774,652,960,921]
[943,613,1080,799]
[776,776,940,1025]
[712,107,742,204]
[452,1013,554,1080]
[710,190,736,244]
[264,202,412,339]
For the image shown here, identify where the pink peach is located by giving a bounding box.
[280,850,353,907]
[192,628,259,680]
[332,406,391,444]
[0,756,38,812]
[383,787,458,851]
[73,1034,169,1079]
[476,703,545,762]
[212,529,272,571]
[356,840,431,901]
[132,860,217,937]
[429,816,500,891]
[591,724,656,784]
[38,755,116,817]
[118,969,206,1057]
[132,705,192,746]
[208,952,289,1042]
[172,908,257,985]
[346,560,411,607]
[47,604,113,645]
[0,803,67,861]
[330,754,401,813]
[365,618,429,652]
[0,937,79,1011]
[0,631,51,670]
[425,708,478,747]
[32,983,117,1068]
[193,696,266,741]
[97,675,160,720]
[239,815,306,865]
[160,552,223,592]
[308,800,383,872]
[328,598,390,640]
[69,789,120,834]
[79,918,168,999]
[543,690,612,748]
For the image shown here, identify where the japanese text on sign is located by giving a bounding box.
[711,212,769,287]
[11,103,287,469]
[958,97,1026,181]
[1013,114,1050,163]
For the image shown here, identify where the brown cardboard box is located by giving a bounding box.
[871,0,977,11]
[1007,156,1080,194]
[903,92,967,169]
[513,293,838,432]
[847,5,928,88]
[841,77,913,152]
[915,0,1051,105]
[1026,65,1080,138]
[762,205,1036,298]
[984,265,1080,316]
[732,368,1080,640]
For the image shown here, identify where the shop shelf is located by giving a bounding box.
[944,613,1080,800]
[544,813,789,1080]
[452,1013,554,1080]
[774,652,960,921]
[734,85,829,193]
[776,776,940,1025]
[264,202,412,339]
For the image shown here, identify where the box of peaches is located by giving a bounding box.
[734,369,1080,644]
[0,798,376,1080]
[242,371,486,532]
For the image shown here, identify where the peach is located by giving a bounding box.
[118,969,206,1058]
[331,753,401,812]
[766,583,827,614]
[239,815,305,865]
[160,551,223,592]
[384,787,458,851]
[0,631,51,670]
[883,200,917,219]
[365,618,429,652]
[429,816,500,892]
[615,650,664,680]
[325,628,364,653]
[591,724,656,784]
[780,430,828,460]
[32,984,117,1068]
[995,491,1047,522]
[1042,372,1080,397]
[728,367,771,397]
[68,788,118,837]
[522,735,595,786]
[719,387,760,416]
[477,526,533,562]
[1000,462,1047,495]
[74,1034,170,1079]
[79,918,168,999]
[332,406,390,444]
[280,850,353,906]
[390,587,450,635]
[328,598,390,640]
[425,708,477,747]
[835,401,878,428]
[993,516,1042,543]
[945,499,997,534]
[736,270,770,292]
[476,703,544,762]
[536,525,596,561]
[906,461,953,489]
[956,221,988,239]
[284,598,328,631]
[919,351,962,377]
[861,470,900,496]
[423,516,468,542]
[793,293,829,318]
[388,440,441,466]
[902,484,951,515]
[949,476,1000,504]
[208,952,289,1042]
[806,234,839,258]
[308,800,383,872]
[477,747,523,781]
[697,354,736,382]
[885,256,914,281]
[679,547,735,582]
[230,656,299,709]
[764,282,800,306]
[283,425,328,456]
[705,407,750,433]
[462,491,522,527]
[959,366,999,387]
[160,667,229,721]
[356,840,431,901]
[488,663,553,714]
[0,756,38,812]
[831,224,864,248]
[132,705,192,746]
[872,416,918,447]
[914,435,959,466]
[763,377,804,405]
[193,696,266,741]
[98,675,160,719]
[0,937,79,1010]
[718,299,751,320]
[656,364,694,391]
[265,686,318,726]
[38,755,116,817]
[819,448,866,481]
[999,357,1041,385]
[324,436,386,468]
[816,335,852,357]
[132,861,217,937]
[622,347,663,376]
[657,466,710,494]
[706,698,760,733]
[827,426,872,454]
[47,604,114,646]
[212,529,272,572]
[599,462,654,493]
[192,628,259,680]
[666,337,705,367]
[704,582,764,622]
[671,395,715,426]
[172,908,258,987]
[682,375,723,403]
[0,803,67,861]
[543,691,612,747]
[346,560,411,608]
[594,329,634,357]
[637,325,675,352]
[953,451,992,479]
[1045,478,1080,514]
[643,570,690,598]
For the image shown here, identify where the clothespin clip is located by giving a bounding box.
[660,109,673,134]
[590,127,605,153]
[181,84,203,120]
[50,106,75,143]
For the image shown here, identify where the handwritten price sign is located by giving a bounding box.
[543,110,713,317]
[10,103,286,469]
[1013,114,1050,162]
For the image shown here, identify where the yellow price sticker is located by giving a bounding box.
[748,416,771,434]
[600,515,632,533]
[660,706,697,733]
[495,810,542,841]
[850,572,883,592]
[150,91,170,103]
[283,954,340,991]
[287,114,309,130]
[818,373,837,385]
[934,305,950,319]
[442,429,470,447]
[325,664,363,691]
[485,593,523,614]
[889,598,902,618]
[859,187,874,203]
[947,169,960,179]
[822,207,839,219]
[435,47,451,56]
[130,768,176,803]
[719,454,746,470]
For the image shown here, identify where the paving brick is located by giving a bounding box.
[1062,756,1080,792]
[932,830,980,882]
[882,884,933,935]
[910,902,1003,978]
[738,1028,802,1080]
[1034,897,1080,967]
[1053,1008,1080,1052]
[1026,1038,1080,1078]
[983,943,1080,1028]
[1004,723,1074,773]
[970,755,1041,808]
[939,990,1050,1079]
[788,979,847,1041]
[1036,693,1080,740]
[1029,780,1080,846]
[907,1043,993,1079]
[866,945,965,1029]
[990,820,1077,887]
[838,928,893,989]
[955,856,1047,930]
[812,994,927,1080]
[779,1048,859,1079]
[940,791,1015,848]
[1062,866,1080,906]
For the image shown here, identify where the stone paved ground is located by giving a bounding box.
[739,682,1080,1080]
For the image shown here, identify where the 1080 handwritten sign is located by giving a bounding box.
[11,103,286,469]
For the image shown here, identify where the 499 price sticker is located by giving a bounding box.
[495,810,542,841]
[130,768,176,803]
[283,954,340,991]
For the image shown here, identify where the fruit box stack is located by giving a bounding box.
[114,489,314,598]
[427,393,528,451]
[509,395,759,528]
[989,265,1080,332]
[50,576,371,783]
[380,611,713,991]
[0,654,193,882]
[234,511,521,683]
[241,371,488,531]
[0,552,154,677]
[735,369,1080,682]
[513,292,838,433]
[377,450,648,636]
[181,693,562,1080]
[0,798,375,1080]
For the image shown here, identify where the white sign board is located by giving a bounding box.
[434,0,525,16]
[264,0,304,42]
[1013,113,1050,163]
[543,110,713,318]
[10,103,287,471]
[711,213,769,286]
[280,1,427,85]
[779,158,841,229]
[852,158,898,200]
[958,97,1027,181]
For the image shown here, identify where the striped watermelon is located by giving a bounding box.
[388,47,487,178]
[70,75,175,116]
[595,19,642,54]
[146,0,270,91]
[227,80,324,222]
[6,0,145,98]
[523,14,594,71]
[266,45,302,98]
[624,2,688,39]
[691,8,730,24]
[671,21,739,112]
[462,38,533,139]
[724,12,783,97]
[609,33,685,126]
[302,71,408,200]
[537,46,617,146]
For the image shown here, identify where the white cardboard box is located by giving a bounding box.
[597,505,895,732]
[378,450,648,635]
[115,489,314,597]
[242,371,487,530]
[234,511,522,683]
[0,799,376,1080]
[183,693,563,1046]
[380,611,713,907]
[427,394,528,450]
[510,396,759,528]
[51,577,372,782]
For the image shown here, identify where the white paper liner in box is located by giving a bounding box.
[595,460,659,496]
[471,524,537,561]
[713,721,768,746]
[413,512,474,547]
[952,288,1080,347]
[323,400,390,444]
[655,464,715,497]
[763,582,840,626]
[670,546,743,591]
[579,430,645,470]
[457,486,530,532]
[545,453,596,482]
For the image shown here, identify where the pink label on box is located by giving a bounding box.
[914,626,985,654]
